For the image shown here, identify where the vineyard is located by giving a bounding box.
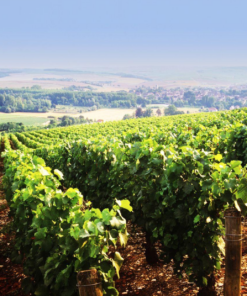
[2,109,247,295]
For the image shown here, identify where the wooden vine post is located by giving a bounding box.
[77,269,103,296]
[224,208,242,296]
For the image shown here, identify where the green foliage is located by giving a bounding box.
[142,107,153,117]
[34,135,247,286]
[0,122,25,132]
[3,150,131,296]
[122,114,133,120]
[0,88,138,113]
[4,108,247,290]
[164,104,185,116]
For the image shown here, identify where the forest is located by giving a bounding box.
[0,88,137,113]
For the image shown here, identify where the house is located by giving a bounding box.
[229,105,240,110]
[97,119,104,123]
[208,107,218,112]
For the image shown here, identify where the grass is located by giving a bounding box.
[0,113,48,126]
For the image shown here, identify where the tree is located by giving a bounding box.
[164,105,184,116]
[0,94,5,106]
[183,91,196,105]
[208,97,215,107]
[49,119,58,127]
[164,105,177,115]
[123,114,133,120]
[201,96,215,108]
[135,107,143,118]
[143,108,153,117]
[156,108,161,116]
[31,85,42,90]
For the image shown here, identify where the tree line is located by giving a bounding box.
[123,105,185,120]
[1,87,245,114]
[0,122,25,133]
[48,115,92,128]
[0,89,137,113]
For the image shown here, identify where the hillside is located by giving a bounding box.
[2,110,247,295]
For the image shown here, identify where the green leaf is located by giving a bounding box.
[230,160,242,174]
[38,166,50,176]
[66,188,78,199]
[119,229,128,247]
[193,215,200,224]
[34,227,47,240]
[102,209,112,225]
[70,226,80,239]
[100,261,112,273]
[116,199,133,212]
[224,178,236,190]
[236,178,247,202]
[187,231,193,237]
[89,244,100,258]
[97,222,105,234]
[111,252,124,278]
[86,221,98,235]
[202,277,208,286]
[54,169,64,180]
[110,216,126,230]
[78,229,92,239]
[110,229,119,240]
[33,156,46,166]
[216,261,221,270]
[214,154,223,161]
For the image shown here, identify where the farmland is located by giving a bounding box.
[2,109,247,295]
[0,108,136,126]
[0,112,49,126]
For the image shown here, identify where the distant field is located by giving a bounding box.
[0,107,199,126]
[80,108,135,121]
[0,113,49,126]
[177,107,200,113]
[0,108,136,125]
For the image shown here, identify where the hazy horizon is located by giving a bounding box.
[1,0,247,69]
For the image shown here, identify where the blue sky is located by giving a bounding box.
[0,0,247,69]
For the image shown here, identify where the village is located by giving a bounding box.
[130,83,247,111]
